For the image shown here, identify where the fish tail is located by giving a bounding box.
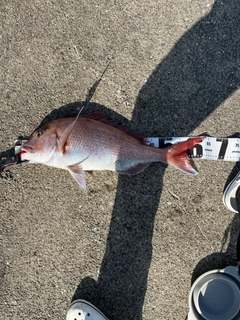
[165,137,205,175]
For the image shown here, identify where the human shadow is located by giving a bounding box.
[70,0,240,319]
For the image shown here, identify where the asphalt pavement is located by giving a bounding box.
[0,1,240,319]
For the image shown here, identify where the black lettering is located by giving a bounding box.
[188,144,203,158]
[217,138,228,159]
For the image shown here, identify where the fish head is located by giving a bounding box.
[20,122,58,164]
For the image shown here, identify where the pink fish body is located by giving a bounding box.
[20,113,204,189]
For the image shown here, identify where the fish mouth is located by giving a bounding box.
[21,145,33,153]
[18,145,33,162]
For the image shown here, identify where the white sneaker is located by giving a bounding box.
[223,171,240,213]
[66,299,109,320]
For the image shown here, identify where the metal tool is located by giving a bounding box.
[0,154,21,175]
[0,139,28,175]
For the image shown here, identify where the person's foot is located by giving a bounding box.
[223,172,240,213]
[66,299,109,320]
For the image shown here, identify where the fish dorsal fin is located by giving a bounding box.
[84,112,145,143]
[58,106,84,153]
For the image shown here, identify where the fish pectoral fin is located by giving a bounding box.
[68,164,86,189]
[116,162,150,175]
[57,122,75,153]
[57,123,75,153]
[57,107,84,153]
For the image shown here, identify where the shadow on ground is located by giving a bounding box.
[1,0,239,319]
[192,162,240,285]
[191,212,240,285]
[71,1,240,319]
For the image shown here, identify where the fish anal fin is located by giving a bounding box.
[117,162,150,175]
[68,164,86,189]
[166,137,205,175]
[84,112,144,143]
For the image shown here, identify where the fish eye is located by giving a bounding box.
[36,130,43,138]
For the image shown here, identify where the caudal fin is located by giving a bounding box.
[166,137,205,175]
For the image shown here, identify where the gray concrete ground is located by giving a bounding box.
[0,0,240,319]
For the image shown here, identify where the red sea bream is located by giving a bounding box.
[20,113,204,189]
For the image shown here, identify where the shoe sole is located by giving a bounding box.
[66,299,109,320]
[223,172,240,213]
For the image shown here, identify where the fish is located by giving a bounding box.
[20,112,204,189]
